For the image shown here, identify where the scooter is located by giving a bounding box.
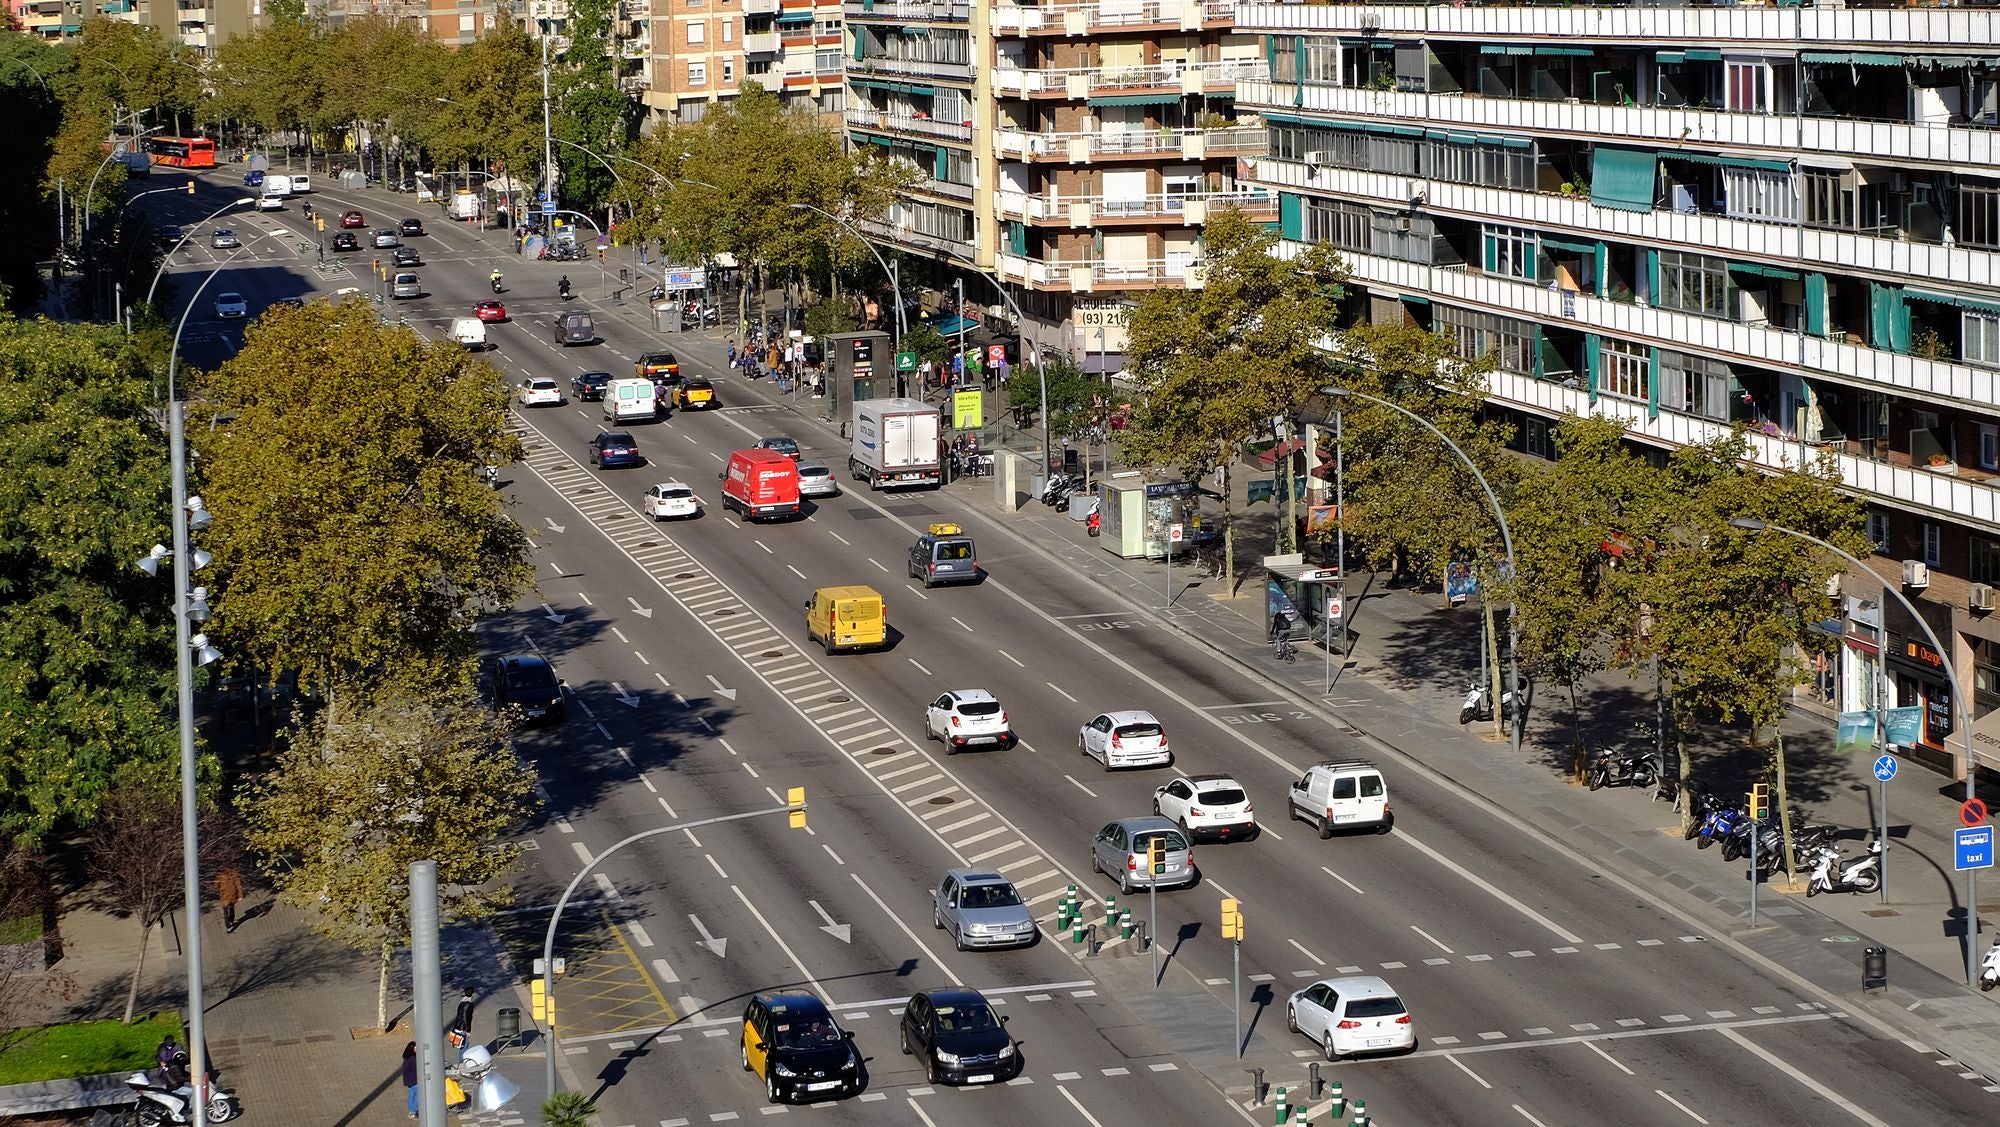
[490,276,505,294]
[1586,748,1659,792]
[1804,839,1882,896]
[1459,675,1529,725]
[1981,937,2000,991]
[1086,499,1101,538]
[123,1059,241,1124]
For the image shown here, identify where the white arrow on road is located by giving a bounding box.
[689,914,728,958]
[628,597,654,619]
[707,675,738,702]
[609,681,641,708]
[545,517,566,534]
[808,900,851,944]
[539,601,567,624]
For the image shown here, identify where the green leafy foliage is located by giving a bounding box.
[0,316,179,849]
[0,42,60,309]
[1007,351,1102,438]
[542,1091,599,1127]
[552,0,629,214]
[190,298,531,696]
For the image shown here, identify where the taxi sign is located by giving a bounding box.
[927,522,963,536]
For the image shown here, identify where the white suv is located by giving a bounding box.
[1152,773,1256,841]
[1078,710,1171,770]
[518,377,563,407]
[924,689,1014,752]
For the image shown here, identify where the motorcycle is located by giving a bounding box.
[1459,675,1530,725]
[489,276,505,294]
[648,284,667,303]
[1981,937,2000,992]
[557,279,572,301]
[1804,839,1882,896]
[1586,749,1659,792]
[1086,499,1101,538]
[121,1057,241,1125]
[1689,795,1745,850]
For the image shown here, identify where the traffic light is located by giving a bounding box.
[1147,837,1167,875]
[1220,897,1241,941]
[315,215,325,232]
[185,181,195,195]
[530,977,547,1020]
[1748,783,1770,821]
[787,786,807,829]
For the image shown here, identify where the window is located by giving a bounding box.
[1922,522,1942,568]
[1726,58,1770,114]
[1435,305,1533,375]
[1524,417,1552,459]
[1484,225,1536,280]
[677,99,707,123]
[1427,136,1535,191]
[1656,349,1731,422]
[687,60,706,85]
[1866,511,1891,553]
[721,18,731,42]
[1973,536,2000,585]
[814,17,839,36]
[686,19,703,44]
[1303,198,1371,253]
[1958,180,2000,251]
[722,59,735,83]
[1598,338,1651,404]
[1982,424,1999,470]
[815,48,842,72]
[1975,638,2000,717]
[1965,311,2000,368]
[819,86,844,113]
[1656,251,1730,319]
[1722,168,1797,225]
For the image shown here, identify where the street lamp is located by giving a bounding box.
[1729,517,1982,983]
[788,202,906,392]
[1322,386,1522,757]
[1315,387,1350,693]
[145,197,257,308]
[84,125,162,234]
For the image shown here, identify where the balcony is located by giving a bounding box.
[994,60,1267,100]
[619,38,648,59]
[996,188,1276,225]
[842,0,969,23]
[857,215,976,259]
[743,0,780,13]
[619,0,649,17]
[1236,80,2000,175]
[997,253,1202,292]
[990,0,1234,38]
[742,31,778,54]
[845,109,974,144]
[854,55,976,82]
[994,125,1265,162]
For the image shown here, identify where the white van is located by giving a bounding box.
[263,174,294,198]
[603,377,657,424]
[1287,760,1391,837]
[290,173,312,193]
[449,318,488,351]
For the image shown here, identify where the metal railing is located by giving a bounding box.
[845,108,974,142]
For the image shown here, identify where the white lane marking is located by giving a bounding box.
[1716,1026,1889,1126]
[907,1097,942,1127]
[905,586,931,601]
[1391,832,1583,943]
[626,923,655,948]
[908,658,933,676]
[822,844,845,865]
[754,539,773,555]
[851,873,962,986]
[611,627,630,643]
[743,762,760,779]
[788,565,808,579]
[1321,866,1365,895]
[571,842,594,865]
[1585,1040,1633,1075]
[1514,1107,1551,1127]
[732,883,829,998]
[829,531,850,545]
[998,649,1025,667]
[1411,925,1453,953]
[706,854,728,879]
[650,957,679,985]
[1287,939,1325,966]
[1056,1086,1106,1127]
[1065,775,1098,798]
[868,558,888,572]
[951,616,973,632]
[1656,1091,1710,1124]
[1446,1054,1492,1089]
[1046,682,1078,703]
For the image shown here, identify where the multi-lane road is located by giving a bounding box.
[151,169,2000,1127]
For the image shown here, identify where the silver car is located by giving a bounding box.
[1090,816,1194,895]
[932,868,1037,951]
[797,462,839,498]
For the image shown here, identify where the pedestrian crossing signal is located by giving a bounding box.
[530,977,547,1020]
[788,787,807,829]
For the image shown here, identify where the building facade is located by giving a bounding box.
[1232,2,2000,780]
[610,0,844,128]
[12,0,257,47]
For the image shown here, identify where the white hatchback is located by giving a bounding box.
[1078,710,1171,770]
[518,377,563,407]
[643,481,700,520]
[924,689,1014,751]
[1287,976,1415,1060]
[213,292,248,319]
[1152,773,1256,841]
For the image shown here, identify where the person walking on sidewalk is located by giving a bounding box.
[447,988,476,1061]
[216,865,245,933]
[401,1041,420,1119]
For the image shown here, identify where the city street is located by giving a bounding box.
[145,168,2000,1127]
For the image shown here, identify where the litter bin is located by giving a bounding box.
[1063,448,1081,474]
[495,1006,521,1046]
[1068,493,1094,522]
[1862,946,1886,992]
[1030,474,1047,499]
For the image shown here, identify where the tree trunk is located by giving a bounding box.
[1773,731,1798,883]
[1484,597,1504,741]
[1280,422,1298,555]
[1220,457,1235,592]
[122,920,151,1024]
[378,938,392,1031]
[1675,703,1696,835]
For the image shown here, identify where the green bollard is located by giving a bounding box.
[1350,1098,1365,1126]
[1071,916,1085,945]
[1120,908,1134,940]
[1104,893,1116,918]
[1057,896,1072,928]
[1326,1080,1344,1115]
[1272,1085,1289,1125]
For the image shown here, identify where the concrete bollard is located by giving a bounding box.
[1307,1062,1323,1099]
[1326,1080,1344,1115]
[1273,1085,1289,1124]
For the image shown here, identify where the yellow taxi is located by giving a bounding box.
[674,376,716,410]
[740,991,862,1103]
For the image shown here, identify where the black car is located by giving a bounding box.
[331,232,359,252]
[742,992,862,1104]
[157,225,183,246]
[899,989,1019,1086]
[489,654,564,724]
[399,217,426,237]
[571,371,612,401]
[392,245,422,267]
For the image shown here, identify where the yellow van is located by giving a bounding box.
[804,585,886,654]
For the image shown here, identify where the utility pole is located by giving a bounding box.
[541,32,557,212]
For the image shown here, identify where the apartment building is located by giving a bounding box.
[844,0,1268,368]
[1233,2,2000,780]
[12,0,255,47]
[607,0,842,127]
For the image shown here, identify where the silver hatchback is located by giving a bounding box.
[932,868,1037,950]
[1090,817,1195,895]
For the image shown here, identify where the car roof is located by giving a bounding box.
[1107,815,1179,834]
[217,292,243,300]
[577,370,611,379]
[946,689,997,705]
[643,351,676,360]
[757,991,831,1017]
[943,867,1011,886]
[1183,773,1242,785]
[919,987,992,1009]
[601,431,635,442]
[652,480,690,490]
[1310,975,1401,999]
[1101,709,1160,725]
[497,654,549,672]
[527,377,557,385]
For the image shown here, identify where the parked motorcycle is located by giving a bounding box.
[1586,748,1659,792]
[1692,797,1746,850]
[1804,839,1882,896]
[1086,499,1102,538]
[1981,937,2000,991]
[1459,675,1530,725]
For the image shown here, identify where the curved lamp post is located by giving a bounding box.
[145,197,257,308]
[1323,386,1522,757]
[1730,517,1981,985]
[787,202,905,394]
[85,125,162,234]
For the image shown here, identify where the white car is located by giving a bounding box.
[290,173,312,193]
[517,378,563,407]
[1287,976,1415,1060]
[1078,710,1171,770]
[1152,773,1256,840]
[797,462,839,498]
[213,292,248,319]
[643,482,700,520]
[255,195,284,211]
[373,229,401,248]
[924,689,1014,752]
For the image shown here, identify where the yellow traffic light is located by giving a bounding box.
[315,215,325,231]
[1748,783,1770,821]
[530,977,547,1020]
[185,180,195,195]
[1220,898,1240,940]
[788,786,807,829]
[1148,837,1167,875]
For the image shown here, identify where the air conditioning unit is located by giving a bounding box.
[1825,573,1842,598]
[1972,583,1997,612]
[1303,151,1327,167]
[1902,560,1931,588]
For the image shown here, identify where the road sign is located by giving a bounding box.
[1963,798,1990,827]
[1298,567,1339,582]
[541,201,557,216]
[1168,524,1185,543]
[1955,825,1994,872]
[895,350,917,373]
[987,343,1006,369]
[1872,755,1898,783]
[1326,595,1344,621]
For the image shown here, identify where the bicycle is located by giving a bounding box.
[1273,634,1298,663]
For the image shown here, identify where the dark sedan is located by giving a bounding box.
[898,988,1019,1085]
[398,217,426,237]
[571,371,612,401]
[589,431,642,469]
[742,992,862,1104]
[331,232,359,252]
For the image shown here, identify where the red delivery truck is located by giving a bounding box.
[722,448,802,522]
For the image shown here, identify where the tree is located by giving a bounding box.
[1,41,60,308]
[86,782,238,1023]
[1121,207,1348,584]
[66,18,205,130]
[0,316,182,849]
[190,298,531,699]
[319,17,449,187]
[0,846,72,1049]
[241,684,536,1028]
[551,0,629,215]
[1007,351,1101,436]
[423,19,545,203]
[209,15,330,161]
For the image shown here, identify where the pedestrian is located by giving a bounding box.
[216,865,245,933]
[727,342,737,367]
[156,1034,182,1072]
[401,1041,419,1119]
[447,988,476,1061]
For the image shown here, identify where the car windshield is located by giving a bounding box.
[1132,829,1188,853]
[957,701,1001,717]
[509,663,557,690]
[1345,997,1406,1019]
[1197,787,1247,806]
[773,1019,842,1049]
[959,883,1020,909]
[661,488,692,499]
[936,1005,999,1034]
[1116,722,1163,739]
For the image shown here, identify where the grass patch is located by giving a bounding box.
[0,914,40,946]
[0,1013,185,1086]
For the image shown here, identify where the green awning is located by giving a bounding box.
[850,78,936,96]
[1088,93,1183,107]
[1591,146,1658,213]
[1502,136,1532,150]
[1262,111,1309,125]
[1684,49,1723,62]
[1656,51,1686,65]
[1854,52,1908,66]
[1401,294,1430,306]
[1905,287,2000,317]
[1447,131,1475,145]
[1729,261,1802,281]
[1542,235,1601,255]
[1801,51,1850,64]
[1480,45,1534,56]
[1366,123,1424,137]
[1536,46,1594,57]
[1475,134,1504,146]
[777,10,813,21]
[1660,150,1793,173]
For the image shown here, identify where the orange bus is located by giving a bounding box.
[146,136,218,169]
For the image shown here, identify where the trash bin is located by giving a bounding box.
[495,1006,521,1046]
[1063,448,1081,474]
[1068,493,1093,521]
[1862,946,1886,991]
[1030,474,1047,498]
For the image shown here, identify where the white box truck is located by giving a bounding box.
[603,378,658,424]
[850,398,942,489]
